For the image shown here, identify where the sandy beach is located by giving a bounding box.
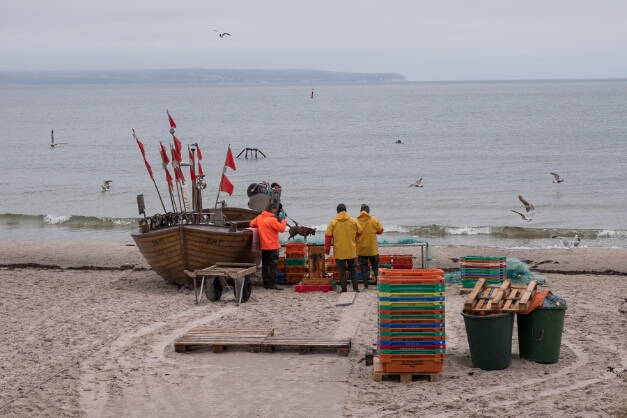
[1,241,626,417]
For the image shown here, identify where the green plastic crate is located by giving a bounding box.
[285,258,307,266]
[461,278,503,288]
[378,284,446,293]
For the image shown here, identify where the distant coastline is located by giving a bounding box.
[0,68,406,85]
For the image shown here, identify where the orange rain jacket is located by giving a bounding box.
[250,211,287,250]
[356,211,384,257]
[325,211,363,259]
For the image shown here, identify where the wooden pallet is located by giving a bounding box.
[174,328,274,353]
[175,329,351,356]
[260,337,351,356]
[373,357,439,383]
[463,279,537,314]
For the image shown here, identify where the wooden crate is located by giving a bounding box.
[463,279,537,314]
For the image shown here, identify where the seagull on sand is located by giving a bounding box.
[214,30,231,38]
[409,178,423,187]
[552,235,580,248]
[50,130,68,149]
[511,210,533,222]
[551,172,564,183]
[100,180,113,192]
[518,195,535,212]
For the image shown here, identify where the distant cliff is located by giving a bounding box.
[0,69,406,84]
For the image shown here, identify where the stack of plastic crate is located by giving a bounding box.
[377,268,446,373]
[276,257,286,283]
[460,256,507,289]
[285,242,308,283]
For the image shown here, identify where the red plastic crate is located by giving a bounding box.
[295,284,334,293]
[392,263,413,269]
[286,273,304,283]
[286,250,307,258]
[286,265,308,274]
[378,276,445,284]
[391,255,414,265]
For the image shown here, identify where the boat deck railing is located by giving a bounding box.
[139,211,249,232]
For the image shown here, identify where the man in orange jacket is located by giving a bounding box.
[250,202,287,290]
[325,204,363,292]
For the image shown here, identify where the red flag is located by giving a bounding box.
[173,135,183,156]
[144,159,153,179]
[176,167,186,183]
[165,168,174,190]
[136,138,146,158]
[220,174,234,196]
[189,167,197,182]
[159,143,170,165]
[167,110,176,129]
[135,137,153,179]
[196,145,203,160]
[198,162,204,177]
[225,147,236,171]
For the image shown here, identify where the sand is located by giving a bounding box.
[0,241,626,417]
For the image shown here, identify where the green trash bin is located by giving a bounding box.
[462,311,514,370]
[517,306,566,363]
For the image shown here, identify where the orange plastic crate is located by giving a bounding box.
[286,273,304,283]
[286,265,308,274]
[285,242,307,252]
[379,354,445,373]
[379,255,393,264]
[285,250,307,258]
[380,268,444,277]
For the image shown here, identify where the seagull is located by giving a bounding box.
[395,140,403,144]
[50,130,68,149]
[551,172,564,183]
[100,180,113,192]
[552,235,580,248]
[214,30,231,38]
[518,195,535,212]
[511,210,533,222]
[409,178,423,187]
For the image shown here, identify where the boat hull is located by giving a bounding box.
[131,224,261,286]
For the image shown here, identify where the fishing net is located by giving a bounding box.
[444,258,547,285]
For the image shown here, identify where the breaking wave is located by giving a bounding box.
[0,213,137,230]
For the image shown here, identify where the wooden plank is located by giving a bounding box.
[464,278,486,311]
[373,357,439,383]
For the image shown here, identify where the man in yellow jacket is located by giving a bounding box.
[325,204,363,292]
[356,204,384,289]
[250,202,287,290]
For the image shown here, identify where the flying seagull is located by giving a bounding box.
[50,130,68,149]
[409,178,423,187]
[551,172,564,183]
[100,180,113,192]
[552,235,580,248]
[518,195,535,212]
[214,30,231,38]
[511,210,533,222]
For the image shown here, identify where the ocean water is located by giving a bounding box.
[0,80,626,248]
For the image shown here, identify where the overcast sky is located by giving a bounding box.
[2,1,626,81]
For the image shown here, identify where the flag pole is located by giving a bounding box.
[133,129,167,214]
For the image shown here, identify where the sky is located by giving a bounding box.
[1,0,626,81]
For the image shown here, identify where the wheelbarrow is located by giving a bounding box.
[184,262,257,306]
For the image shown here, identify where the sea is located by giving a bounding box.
[1,80,626,248]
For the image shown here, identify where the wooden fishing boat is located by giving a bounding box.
[131,207,261,286]
[131,122,276,287]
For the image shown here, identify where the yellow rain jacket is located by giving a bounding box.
[325,211,363,260]
[356,211,384,257]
